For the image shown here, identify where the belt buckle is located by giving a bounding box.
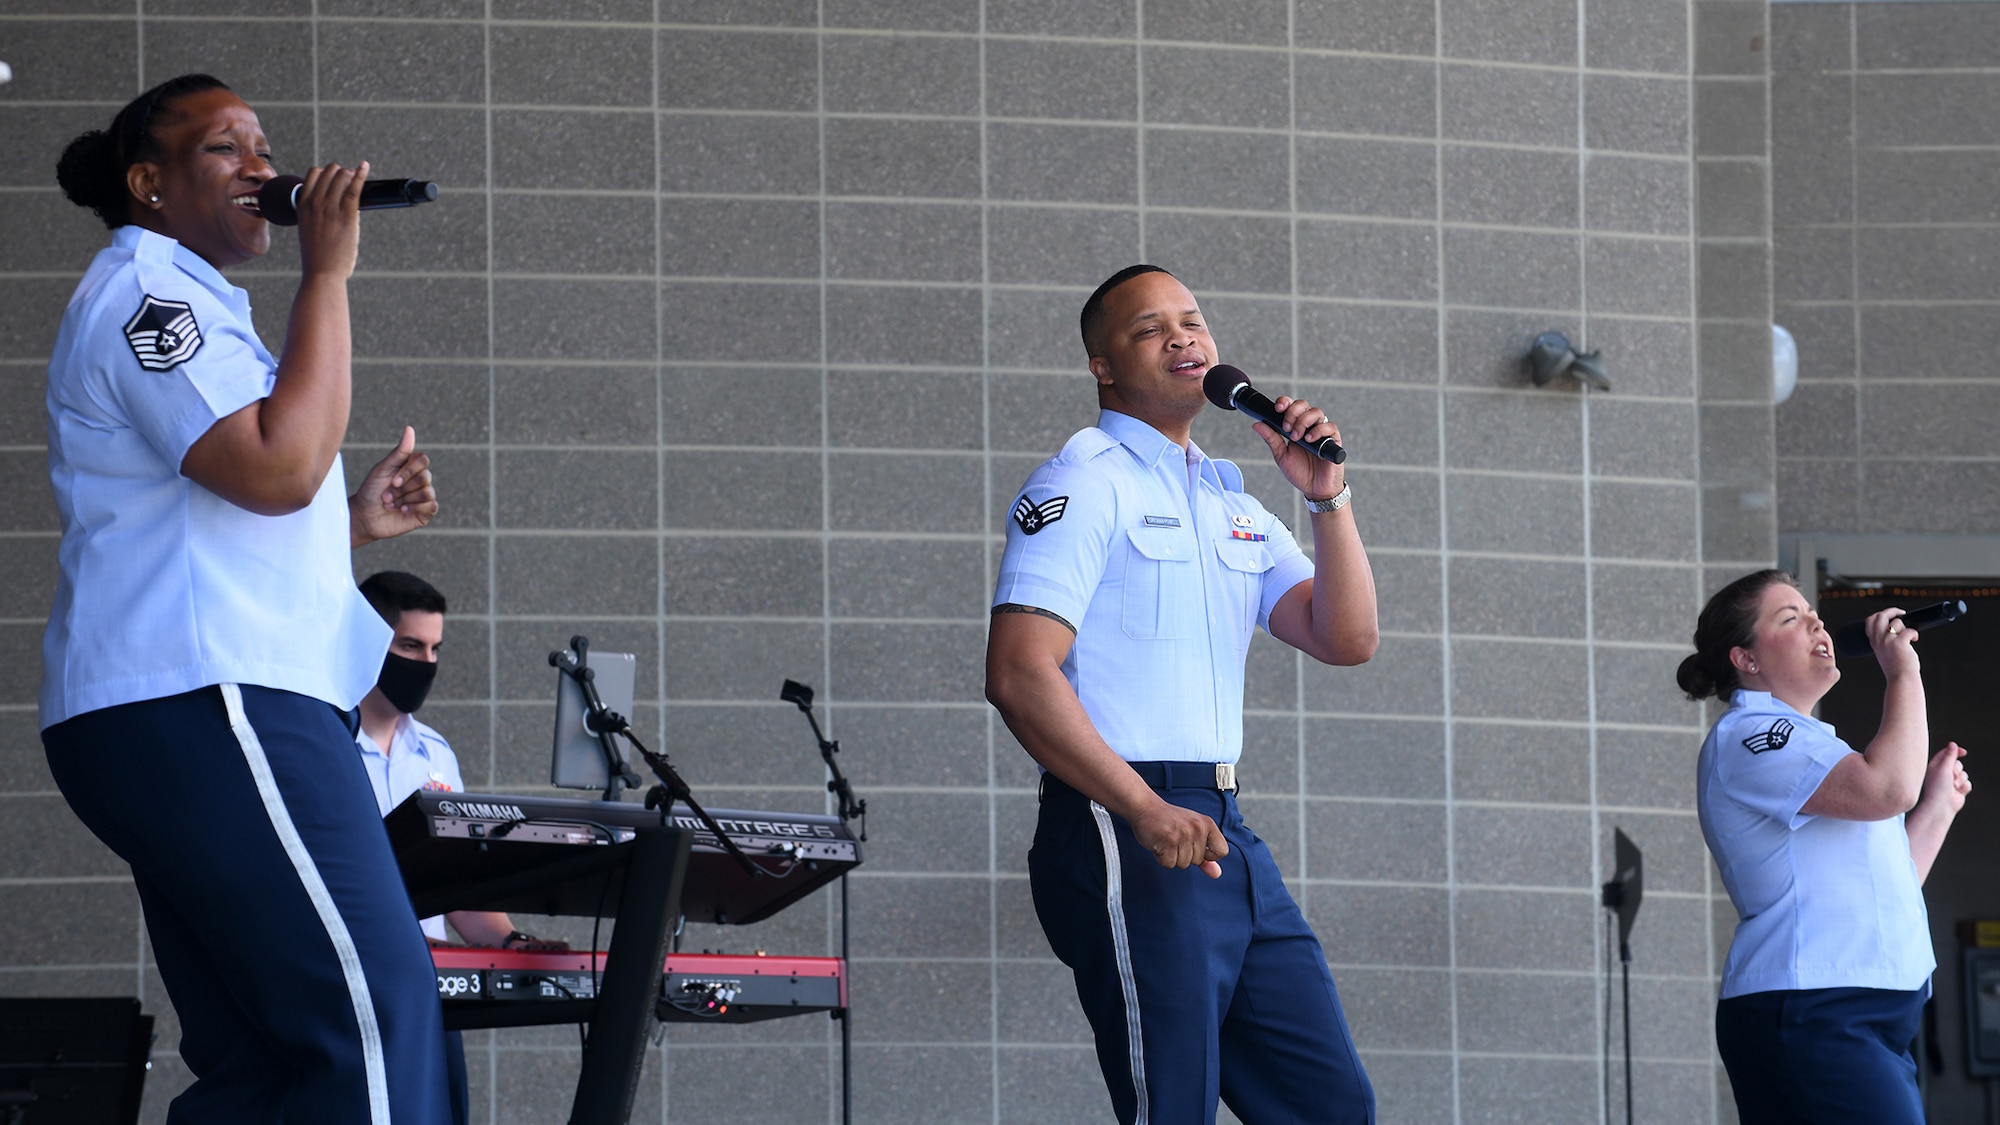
[1215,762,1237,792]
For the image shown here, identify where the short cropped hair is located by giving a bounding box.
[358,571,448,627]
[1079,264,1174,359]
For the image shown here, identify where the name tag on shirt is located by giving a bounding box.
[1143,515,1181,528]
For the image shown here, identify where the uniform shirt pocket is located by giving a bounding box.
[1213,537,1274,576]
[1121,527,1197,639]
[1213,537,1275,628]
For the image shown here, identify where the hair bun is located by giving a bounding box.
[1676,652,1717,701]
[56,129,124,228]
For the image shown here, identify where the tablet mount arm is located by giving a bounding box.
[548,636,643,801]
[549,636,760,877]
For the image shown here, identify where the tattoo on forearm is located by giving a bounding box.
[992,603,1077,634]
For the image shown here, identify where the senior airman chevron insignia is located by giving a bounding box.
[1012,494,1068,535]
[123,294,203,372]
[1742,718,1793,754]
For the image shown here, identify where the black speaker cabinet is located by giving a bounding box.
[0,998,153,1125]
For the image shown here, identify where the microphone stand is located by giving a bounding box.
[780,680,868,836]
[550,637,760,879]
[1600,828,1643,1125]
[781,679,866,1125]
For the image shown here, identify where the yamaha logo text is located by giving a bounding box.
[436,800,527,821]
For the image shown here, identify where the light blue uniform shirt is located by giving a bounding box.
[993,410,1315,764]
[1698,689,1935,997]
[358,713,464,941]
[41,227,390,728]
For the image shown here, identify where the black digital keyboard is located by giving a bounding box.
[386,791,860,925]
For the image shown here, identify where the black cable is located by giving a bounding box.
[492,816,621,845]
[661,991,727,1019]
[580,866,614,1054]
[616,726,763,878]
[737,856,801,879]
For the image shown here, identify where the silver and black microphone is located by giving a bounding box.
[256,174,439,226]
[1202,364,1347,464]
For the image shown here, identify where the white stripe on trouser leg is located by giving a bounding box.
[1089,800,1149,1125]
[221,684,391,1125]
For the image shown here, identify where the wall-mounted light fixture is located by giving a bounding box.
[1528,331,1610,391]
[1771,324,1797,405]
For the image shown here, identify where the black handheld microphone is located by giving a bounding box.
[256,175,440,227]
[1832,599,1968,657]
[1202,364,1347,464]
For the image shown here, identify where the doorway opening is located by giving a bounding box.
[1813,566,2000,1122]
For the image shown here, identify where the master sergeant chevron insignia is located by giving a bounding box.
[123,294,203,372]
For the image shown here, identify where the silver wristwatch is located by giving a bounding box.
[1304,483,1351,513]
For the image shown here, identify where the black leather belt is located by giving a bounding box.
[1040,760,1238,801]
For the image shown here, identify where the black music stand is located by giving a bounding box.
[781,679,866,1125]
[1601,828,1643,1125]
[0,998,152,1125]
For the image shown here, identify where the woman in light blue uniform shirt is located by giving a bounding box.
[1682,569,1970,1123]
[42,74,448,1124]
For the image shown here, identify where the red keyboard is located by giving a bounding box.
[430,947,845,1027]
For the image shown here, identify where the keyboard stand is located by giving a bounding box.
[565,823,689,1125]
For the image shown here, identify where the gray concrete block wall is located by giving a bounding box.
[1772,1,2000,537]
[0,2,1740,1121]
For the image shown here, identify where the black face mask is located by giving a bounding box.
[377,652,437,715]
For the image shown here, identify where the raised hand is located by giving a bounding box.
[1252,394,1346,504]
[350,425,436,547]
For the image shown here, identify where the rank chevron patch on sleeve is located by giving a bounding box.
[1012,494,1068,535]
[1742,718,1793,754]
[123,294,203,372]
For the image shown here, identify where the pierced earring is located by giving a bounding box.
[1747,664,1758,674]
[149,194,159,204]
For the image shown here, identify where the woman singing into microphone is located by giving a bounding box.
[1682,570,1970,1123]
[43,74,450,1123]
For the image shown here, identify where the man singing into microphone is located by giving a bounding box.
[985,265,1379,1123]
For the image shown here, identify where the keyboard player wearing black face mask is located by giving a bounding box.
[355,571,567,1125]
